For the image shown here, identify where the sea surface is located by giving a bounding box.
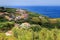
[5,6,60,18]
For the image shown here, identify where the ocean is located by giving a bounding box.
[5,6,60,18]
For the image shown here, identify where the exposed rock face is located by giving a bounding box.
[0,12,8,16]
[0,8,29,21]
[5,16,13,21]
[16,9,26,14]
[14,23,20,27]
[15,16,21,21]
[39,16,44,19]
[20,22,31,29]
[15,9,29,20]
[5,31,13,36]
[0,12,4,17]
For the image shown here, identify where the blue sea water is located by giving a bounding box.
[6,6,60,18]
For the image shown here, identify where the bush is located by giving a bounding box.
[0,7,6,12]
[0,22,14,32]
[30,24,41,32]
[31,17,41,24]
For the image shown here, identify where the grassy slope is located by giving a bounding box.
[0,7,60,40]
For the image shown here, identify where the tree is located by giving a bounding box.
[0,7,6,12]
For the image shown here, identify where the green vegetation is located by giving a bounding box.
[0,22,14,32]
[0,27,60,40]
[0,7,60,40]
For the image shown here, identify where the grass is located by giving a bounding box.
[0,27,60,40]
[0,7,60,40]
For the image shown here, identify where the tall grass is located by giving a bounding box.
[12,27,33,40]
[0,27,60,40]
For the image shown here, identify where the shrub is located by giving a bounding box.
[30,24,41,32]
[31,17,41,24]
[0,22,14,32]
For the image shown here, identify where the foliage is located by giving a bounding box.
[6,8,16,13]
[0,22,14,32]
[31,17,41,24]
[0,27,60,40]
[0,7,60,40]
[12,27,33,40]
[30,24,41,32]
[0,7,6,12]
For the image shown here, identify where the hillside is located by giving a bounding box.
[0,7,60,40]
[0,7,60,32]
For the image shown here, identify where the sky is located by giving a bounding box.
[0,0,60,6]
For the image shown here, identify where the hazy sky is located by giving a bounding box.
[0,0,60,6]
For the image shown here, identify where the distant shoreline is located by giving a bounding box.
[0,6,60,18]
